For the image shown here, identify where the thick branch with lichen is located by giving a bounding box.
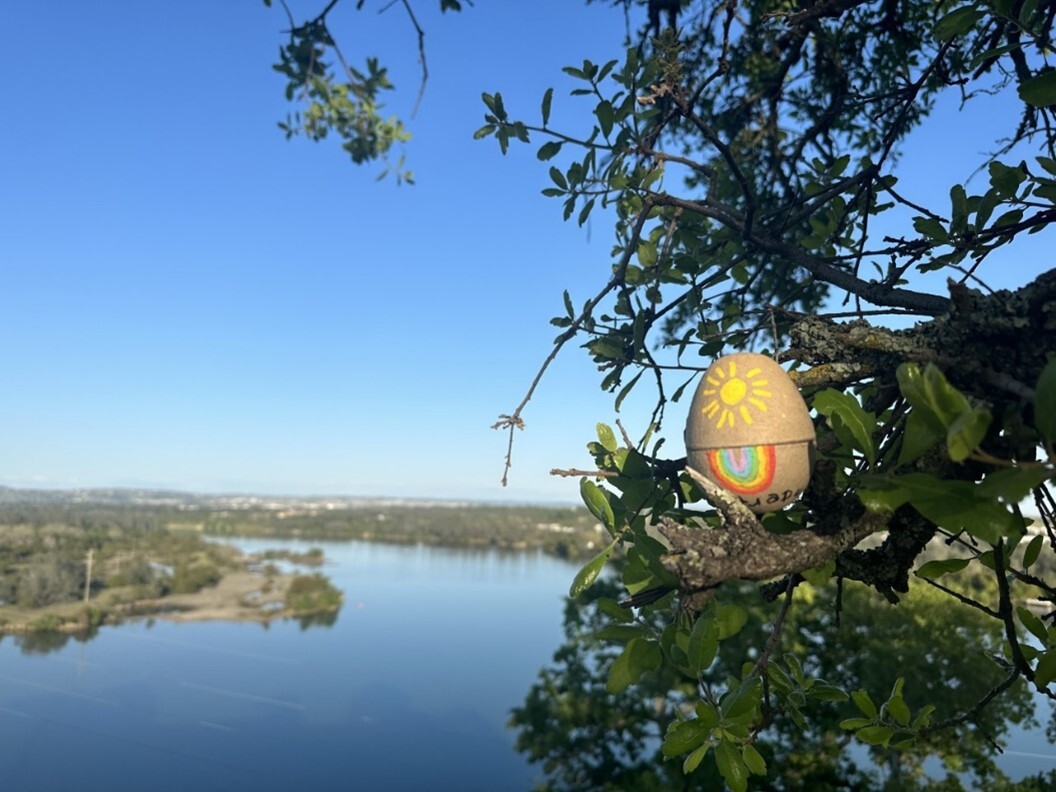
[658,468,885,597]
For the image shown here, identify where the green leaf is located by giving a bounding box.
[577,198,596,227]
[898,409,943,466]
[851,689,878,719]
[721,677,762,721]
[1038,156,1056,177]
[840,717,873,730]
[715,603,749,639]
[541,87,553,125]
[934,6,984,41]
[913,215,948,241]
[536,140,562,161]
[742,743,767,776]
[614,370,644,413]
[623,538,678,594]
[897,364,947,434]
[802,559,835,587]
[947,406,991,461]
[595,624,648,642]
[989,161,1026,197]
[922,364,972,427]
[886,695,911,727]
[1035,359,1056,443]
[913,490,1020,545]
[682,743,710,774]
[979,468,1053,504]
[976,188,1001,228]
[950,184,968,233]
[637,240,658,267]
[580,478,616,533]
[662,719,710,758]
[810,684,850,702]
[715,740,749,792]
[916,557,971,580]
[856,725,894,746]
[472,124,496,140]
[597,597,634,623]
[569,539,616,597]
[1018,606,1049,644]
[912,704,936,729]
[548,166,567,190]
[1023,534,1044,569]
[813,389,878,466]
[687,614,720,672]
[1035,650,1056,688]
[562,289,574,318]
[595,100,614,137]
[1020,71,1056,108]
[597,423,618,453]
[607,637,662,694]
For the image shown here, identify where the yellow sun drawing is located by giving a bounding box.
[700,359,773,429]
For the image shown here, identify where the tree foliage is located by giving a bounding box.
[267,0,1056,786]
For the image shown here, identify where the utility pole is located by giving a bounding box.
[84,549,93,603]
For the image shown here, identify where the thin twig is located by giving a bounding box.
[493,201,654,486]
[550,468,619,479]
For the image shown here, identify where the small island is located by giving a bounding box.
[0,518,342,635]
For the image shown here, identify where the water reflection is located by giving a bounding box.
[3,626,100,656]
[512,575,1056,789]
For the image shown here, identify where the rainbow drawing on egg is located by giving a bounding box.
[706,445,777,495]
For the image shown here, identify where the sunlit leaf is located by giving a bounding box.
[851,689,878,719]
[682,743,710,774]
[856,725,894,746]
[569,538,616,597]
[946,406,991,461]
[596,423,618,453]
[742,743,767,776]
[715,739,749,792]
[885,695,911,727]
[813,389,878,466]
[840,717,873,730]
[580,478,616,533]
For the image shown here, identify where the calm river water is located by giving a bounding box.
[2,538,1055,790]
[0,539,577,791]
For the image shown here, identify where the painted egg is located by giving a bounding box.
[685,352,815,513]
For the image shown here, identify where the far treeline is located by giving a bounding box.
[0,499,606,560]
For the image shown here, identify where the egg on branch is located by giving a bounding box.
[685,353,816,514]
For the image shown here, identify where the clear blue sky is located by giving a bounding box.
[2,2,1050,502]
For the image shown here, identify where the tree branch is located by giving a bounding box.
[658,468,884,593]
